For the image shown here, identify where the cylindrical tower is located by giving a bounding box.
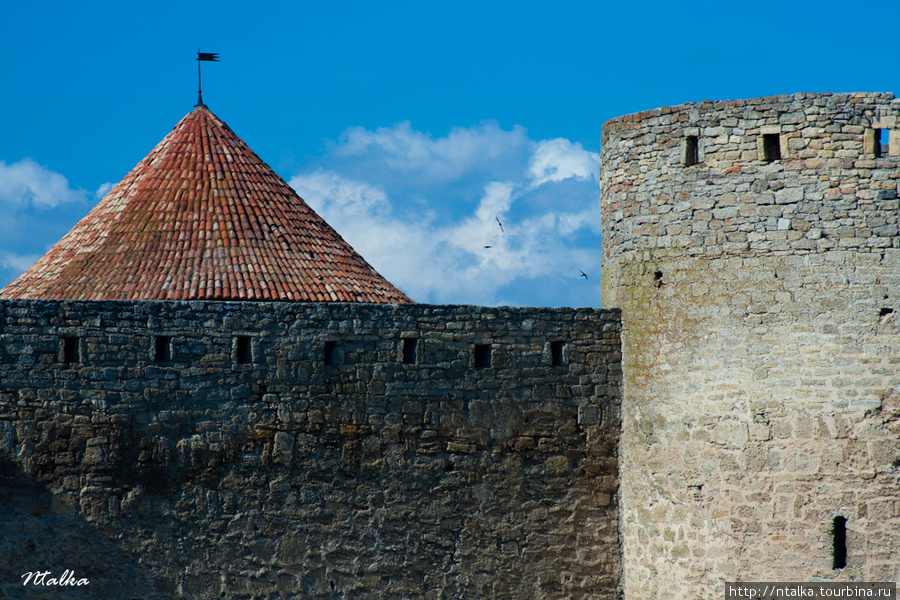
[601,93,900,599]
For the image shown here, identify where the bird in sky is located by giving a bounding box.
[496,217,504,233]
[484,245,493,249]
[579,271,588,279]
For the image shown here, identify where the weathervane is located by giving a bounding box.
[196,51,219,106]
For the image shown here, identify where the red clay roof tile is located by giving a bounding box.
[0,105,411,304]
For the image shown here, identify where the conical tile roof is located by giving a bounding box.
[0,105,412,303]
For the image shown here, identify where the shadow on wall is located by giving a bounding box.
[0,457,162,599]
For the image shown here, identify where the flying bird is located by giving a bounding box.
[579,271,588,279]
[484,245,493,249]
[496,217,504,233]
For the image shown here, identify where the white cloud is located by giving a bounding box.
[333,121,530,186]
[527,138,600,187]
[95,182,114,199]
[290,122,603,307]
[474,181,515,224]
[0,251,41,273]
[0,158,88,208]
[291,170,390,216]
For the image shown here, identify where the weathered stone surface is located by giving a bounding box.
[602,92,900,600]
[0,300,621,599]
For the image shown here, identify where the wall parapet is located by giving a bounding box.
[0,300,622,599]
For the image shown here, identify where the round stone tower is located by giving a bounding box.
[601,93,900,599]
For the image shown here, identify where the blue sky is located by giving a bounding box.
[1,0,897,307]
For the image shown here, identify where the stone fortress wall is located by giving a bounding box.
[600,92,900,600]
[0,300,621,599]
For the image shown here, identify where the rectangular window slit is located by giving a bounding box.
[763,133,781,161]
[62,336,80,364]
[684,135,699,166]
[550,340,565,366]
[688,484,703,502]
[865,128,886,156]
[235,336,252,365]
[832,516,847,569]
[324,340,341,366]
[402,338,417,364]
[154,335,172,362]
[473,344,492,369]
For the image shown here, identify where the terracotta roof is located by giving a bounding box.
[0,105,412,303]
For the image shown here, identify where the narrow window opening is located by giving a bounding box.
[473,344,492,369]
[684,135,699,167]
[832,516,847,569]
[763,133,781,162]
[62,336,80,364]
[688,484,703,502]
[402,338,417,364]
[654,270,664,288]
[324,340,341,366]
[550,341,565,366]
[235,336,252,365]
[154,335,172,362]
[875,129,885,157]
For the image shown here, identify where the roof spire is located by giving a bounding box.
[0,105,412,303]
[196,51,219,107]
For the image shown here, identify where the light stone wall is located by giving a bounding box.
[0,300,621,599]
[600,93,900,600]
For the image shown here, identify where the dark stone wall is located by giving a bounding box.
[0,300,621,599]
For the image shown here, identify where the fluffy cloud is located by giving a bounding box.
[0,251,41,273]
[528,138,600,187]
[95,182,115,199]
[291,171,390,216]
[0,159,98,289]
[290,122,603,307]
[0,158,87,207]
[335,121,530,182]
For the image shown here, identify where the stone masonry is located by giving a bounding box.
[601,92,900,600]
[0,300,621,599]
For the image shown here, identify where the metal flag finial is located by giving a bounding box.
[196,51,220,107]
